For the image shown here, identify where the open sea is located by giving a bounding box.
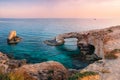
[0,18,120,69]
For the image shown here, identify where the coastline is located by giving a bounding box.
[1,26,120,80]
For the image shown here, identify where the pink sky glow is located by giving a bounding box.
[0,0,120,18]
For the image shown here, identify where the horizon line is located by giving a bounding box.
[0,17,117,19]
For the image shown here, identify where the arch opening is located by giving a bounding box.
[63,38,79,51]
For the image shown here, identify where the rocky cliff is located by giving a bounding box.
[45,26,120,58]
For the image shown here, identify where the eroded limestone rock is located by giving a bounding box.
[13,61,68,80]
[0,52,9,64]
[7,30,22,44]
[8,30,17,40]
[44,26,120,58]
[0,52,26,72]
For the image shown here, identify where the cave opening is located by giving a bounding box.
[77,43,95,55]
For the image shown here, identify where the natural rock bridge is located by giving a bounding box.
[44,26,120,59]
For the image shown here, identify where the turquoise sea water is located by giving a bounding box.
[0,18,120,69]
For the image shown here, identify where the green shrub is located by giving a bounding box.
[68,71,98,80]
[105,49,120,59]
[108,29,113,33]
[111,49,120,53]
[48,76,53,80]
[0,73,10,80]
[105,53,118,59]
[48,70,54,74]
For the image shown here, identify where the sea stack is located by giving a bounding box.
[7,30,22,44]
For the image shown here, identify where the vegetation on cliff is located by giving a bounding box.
[68,71,99,80]
[105,49,120,59]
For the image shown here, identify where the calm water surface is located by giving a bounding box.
[0,18,120,69]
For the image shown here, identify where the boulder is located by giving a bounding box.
[7,30,22,44]
[8,30,17,40]
[12,61,68,80]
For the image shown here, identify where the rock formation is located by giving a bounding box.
[8,30,17,40]
[0,52,68,80]
[44,26,120,59]
[0,52,26,73]
[7,30,22,44]
[12,61,68,80]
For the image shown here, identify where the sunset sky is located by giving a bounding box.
[0,0,120,18]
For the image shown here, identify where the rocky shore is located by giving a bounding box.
[0,26,120,80]
[45,26,120,58]
[0,52,101,80]
[1,51,120,80]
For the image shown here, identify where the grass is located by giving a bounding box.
[0,72,24,80]
[0,68,30,80]
[9,70,36,80]
[105,49,120,59]
[0,67,10,80]
[9,71,24,80]
[68,71,98,80]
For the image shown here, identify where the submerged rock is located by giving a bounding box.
[7,30,22,44]
[44,36,65,46]
[44,39,63,46]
